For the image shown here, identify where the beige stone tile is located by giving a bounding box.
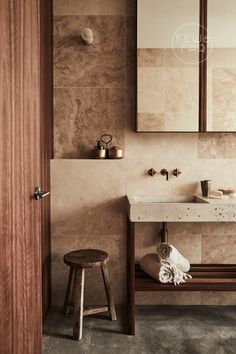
[125,133,198,160]
[54,88,125,158]
[208,48,236,69]
[54,16,125,88]
[54,0,125,15]
[165,113,198,132]
[201,292,236,305]
[212,68,236,113]
[136,292,201,305]
[135,223,162,261]
[168,223,202,235]
[137,113,165,132]
[198,159,236,187]
[138,67,165,114]
[168,233,201,264]
[198,133,236,159]
[165,68,198,113]
[165,48,199,67]
[199,222,236,236]
[208,49,236,129]
[126,159,236,197]
[207,110,213,132]
[51,160,126,236]
[202,235,236,264]
[51,233,126,305]
[212,112,236,132]
[138,49,164,67]
[126,91,198,157]
[126,159,199,197]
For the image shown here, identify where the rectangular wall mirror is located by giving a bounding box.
[137,0,236,132]
[207,0,236,131]
[137,0,200,132]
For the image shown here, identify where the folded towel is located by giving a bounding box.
[140,253,192,286]
[157,243,190,272]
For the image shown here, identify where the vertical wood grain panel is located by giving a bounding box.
[0,0,52,353]
[12,2,42,352]
[0,2,14,353]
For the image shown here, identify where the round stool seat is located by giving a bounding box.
[63,249,109,269]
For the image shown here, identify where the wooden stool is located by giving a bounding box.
[63,249,117,340]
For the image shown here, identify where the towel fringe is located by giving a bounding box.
[159,260,192,286]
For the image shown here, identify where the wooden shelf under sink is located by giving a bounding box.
[127,217,236,335]
[135,264,236,292]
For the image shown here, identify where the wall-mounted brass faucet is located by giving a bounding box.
[160,169,169,181]
[148,168,182,180]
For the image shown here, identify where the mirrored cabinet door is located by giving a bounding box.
[207,0,236,132]
[137,0,200,132]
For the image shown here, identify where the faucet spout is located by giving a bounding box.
[160,169,169,181]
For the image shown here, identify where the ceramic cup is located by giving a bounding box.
[201,180,211,197]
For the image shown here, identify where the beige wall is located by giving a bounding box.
[52,0,236,306]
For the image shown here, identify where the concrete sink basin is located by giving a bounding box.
[127,195,236,222]
[133,195,206,204]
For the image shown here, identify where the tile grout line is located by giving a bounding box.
[53,86,135,89]
[53,14,126,17]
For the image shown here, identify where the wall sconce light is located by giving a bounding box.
[81,28,94,45]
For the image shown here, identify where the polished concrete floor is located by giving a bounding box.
[43,306,236,354]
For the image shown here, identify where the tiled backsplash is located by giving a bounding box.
[52,0,236,306]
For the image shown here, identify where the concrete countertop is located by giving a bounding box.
[126,195,236,222]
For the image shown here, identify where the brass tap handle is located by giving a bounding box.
[148,168,157,177]
[173,168,182,177]
[160,169,169,181]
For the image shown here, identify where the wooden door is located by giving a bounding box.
[0,1,52,353]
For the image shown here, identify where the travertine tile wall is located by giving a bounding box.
[137,48,199,131]
[208,49,236,131]
[52,0,236,306]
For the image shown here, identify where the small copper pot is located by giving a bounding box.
[109,146,123,159]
